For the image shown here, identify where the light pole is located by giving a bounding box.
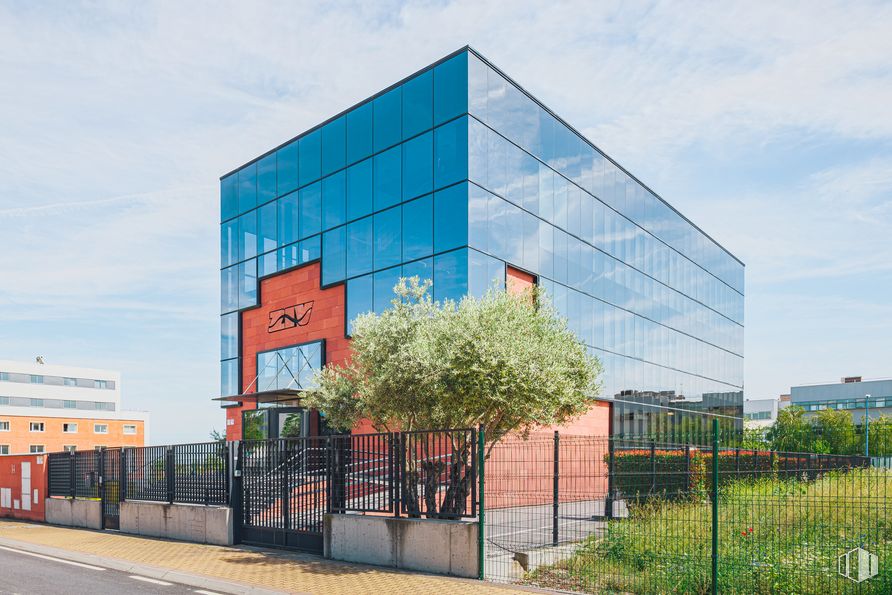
[864,394,871,458]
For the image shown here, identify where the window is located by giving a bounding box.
[346,217,373,278]
[402,131,433,200]
[277,141,299,196]
[346,103,373,165]
[29,422,44,432]
[402,195,433,261]
[63,445,76,453]
[402,70,433,139]
[63,377,77,387]
[433,183,468,253]
[374,207,401,270]
[30,398,44,407]
[0,421,8,432]
[123,424,137,435]
[30,375,43,384]
[433,51,468,126]
[373,145,401,211]
[0,372,7,381]
[63,400,76,409]
[257,153,277,204]
[322,171,346,230]
[346,275,373,336]
[29,445,44,454]
[256,341,324,392]
[221,174,238,222]
[94,424,108,434]
[238,163,257,213]
[346,159,373,221]
[63,423,78,433]
[322,226,346,286]
[299,182,322,239]
[321,116,346,177]
[94,445,106,451]
[434,117,468,189]
[0,445,8,455]
[373,86,401,152]
[298,129,322,187]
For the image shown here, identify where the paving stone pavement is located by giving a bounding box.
[0,520,540,595]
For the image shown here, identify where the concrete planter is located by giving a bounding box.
[119,501,233,545]
[324,514,478,578]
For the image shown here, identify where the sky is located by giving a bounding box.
[1,1,890,444]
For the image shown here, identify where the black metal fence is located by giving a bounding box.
[46,429,476,521]
[48,441,229,506]
[483,426,890,594]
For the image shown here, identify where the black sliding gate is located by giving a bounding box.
[238,436,336,553]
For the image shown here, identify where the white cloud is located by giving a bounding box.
[0,0,890,441]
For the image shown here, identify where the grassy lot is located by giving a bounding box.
[523,468,892,594]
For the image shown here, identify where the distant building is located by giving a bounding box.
[790,376,892,425]
[0,360,149,454]
[743,398,780,428]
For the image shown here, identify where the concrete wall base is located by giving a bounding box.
[324,514,478,578]
[119,501,233,546]
[45,498,102,530]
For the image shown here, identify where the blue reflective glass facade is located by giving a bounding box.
[220,47,744,409]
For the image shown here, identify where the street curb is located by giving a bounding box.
[0,535,298,595]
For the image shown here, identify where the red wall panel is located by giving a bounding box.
[226,263,350,441]
[0,454,47,522]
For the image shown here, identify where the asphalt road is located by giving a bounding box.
[0,545,221,595]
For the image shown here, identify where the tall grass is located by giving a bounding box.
[524,468,892,594]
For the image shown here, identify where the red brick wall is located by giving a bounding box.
[226,263,351,441]
[0,454,46,522]
[506,266,536,296]
[486,401,611,509]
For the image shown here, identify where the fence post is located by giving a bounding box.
[229,441,243,543]
[166,446,175,504]
[552,431,559,546]
[281,440,291,531]
[684,443,691,493]
[120,448,128,502]
[69,450,76,499]
[98,447,105,529]
[650,439,656,494]
[477,424,485,581]
[711,418,719,595]
[606,438,615,520]
[393,433,401,518]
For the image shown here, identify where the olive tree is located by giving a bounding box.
[305,277,602,516]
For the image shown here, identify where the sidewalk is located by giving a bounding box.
[0,520,536,595]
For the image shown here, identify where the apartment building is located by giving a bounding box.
[0,360,149,454]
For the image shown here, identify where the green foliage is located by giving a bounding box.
[767,406,813,452]
[280,413,304,438]
[608,448,858,500]
[868,416,892,457]
[306,277,602,447]
[766,406,892,456]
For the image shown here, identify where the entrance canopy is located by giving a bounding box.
[213,388,306,407]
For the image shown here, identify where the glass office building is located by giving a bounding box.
[219,47,744,434]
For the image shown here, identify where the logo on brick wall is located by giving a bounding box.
[268,301,314,333]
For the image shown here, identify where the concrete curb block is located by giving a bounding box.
[0,535,296,595]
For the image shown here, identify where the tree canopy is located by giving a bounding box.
[305,277,602,448]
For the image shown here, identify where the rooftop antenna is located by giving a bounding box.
[35,356,45,364]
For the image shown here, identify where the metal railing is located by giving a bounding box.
[48,441,229,506]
